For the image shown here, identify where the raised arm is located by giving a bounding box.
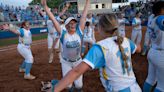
[41,0,61,33]
[54,62,91,92]
[58,2,70,17]
[79,0,90,32]
[2,24,20,35]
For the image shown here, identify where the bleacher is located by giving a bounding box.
[115,1,155,26]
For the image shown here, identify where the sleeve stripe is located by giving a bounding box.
[83,59,95,69]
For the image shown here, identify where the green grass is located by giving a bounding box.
[0,34,47,47]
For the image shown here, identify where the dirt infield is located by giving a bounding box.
[0,26,148,92]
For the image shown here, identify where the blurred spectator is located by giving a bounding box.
[0,9,5,22]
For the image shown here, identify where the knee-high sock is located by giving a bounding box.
[25,63,32,75]
[20,60,26,69]
[51,80,59,92]
[143,82,153,92]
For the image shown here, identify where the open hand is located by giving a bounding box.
[2,24,9,31]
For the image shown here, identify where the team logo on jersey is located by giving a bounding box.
[66,40,80,48]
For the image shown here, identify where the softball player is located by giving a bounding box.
[52,13,142,92]
[141,14,155,56]
[143,1,164,92]
[86,13,95,25]
[47,19,60,63]
[118,13,129,37]
[47,4,69,63]
[41,0,90,91]
[81,21,96,56]
[131,11,142,45]
[2,21,35,80]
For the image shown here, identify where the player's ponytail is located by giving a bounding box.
[99,13,129,75]
[115,30,129,75]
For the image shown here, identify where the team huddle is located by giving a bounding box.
[1,0,164,92]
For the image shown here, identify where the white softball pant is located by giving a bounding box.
[47,34,59,49]
[100,77,141,92]
[131,29,142,45]
[17,44,33,63]
[60,57,83,89]
[144,30,151,46]
[147,48,164,91]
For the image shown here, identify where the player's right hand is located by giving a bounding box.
[2,24,9,31]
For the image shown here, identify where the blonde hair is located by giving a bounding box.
[99,13,129,75]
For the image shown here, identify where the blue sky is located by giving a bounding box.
[0,0,32,8]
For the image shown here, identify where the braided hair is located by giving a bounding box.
[98,13,129,75]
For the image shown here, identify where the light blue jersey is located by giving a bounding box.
[132,18,142,31]
[18,28,32,45]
